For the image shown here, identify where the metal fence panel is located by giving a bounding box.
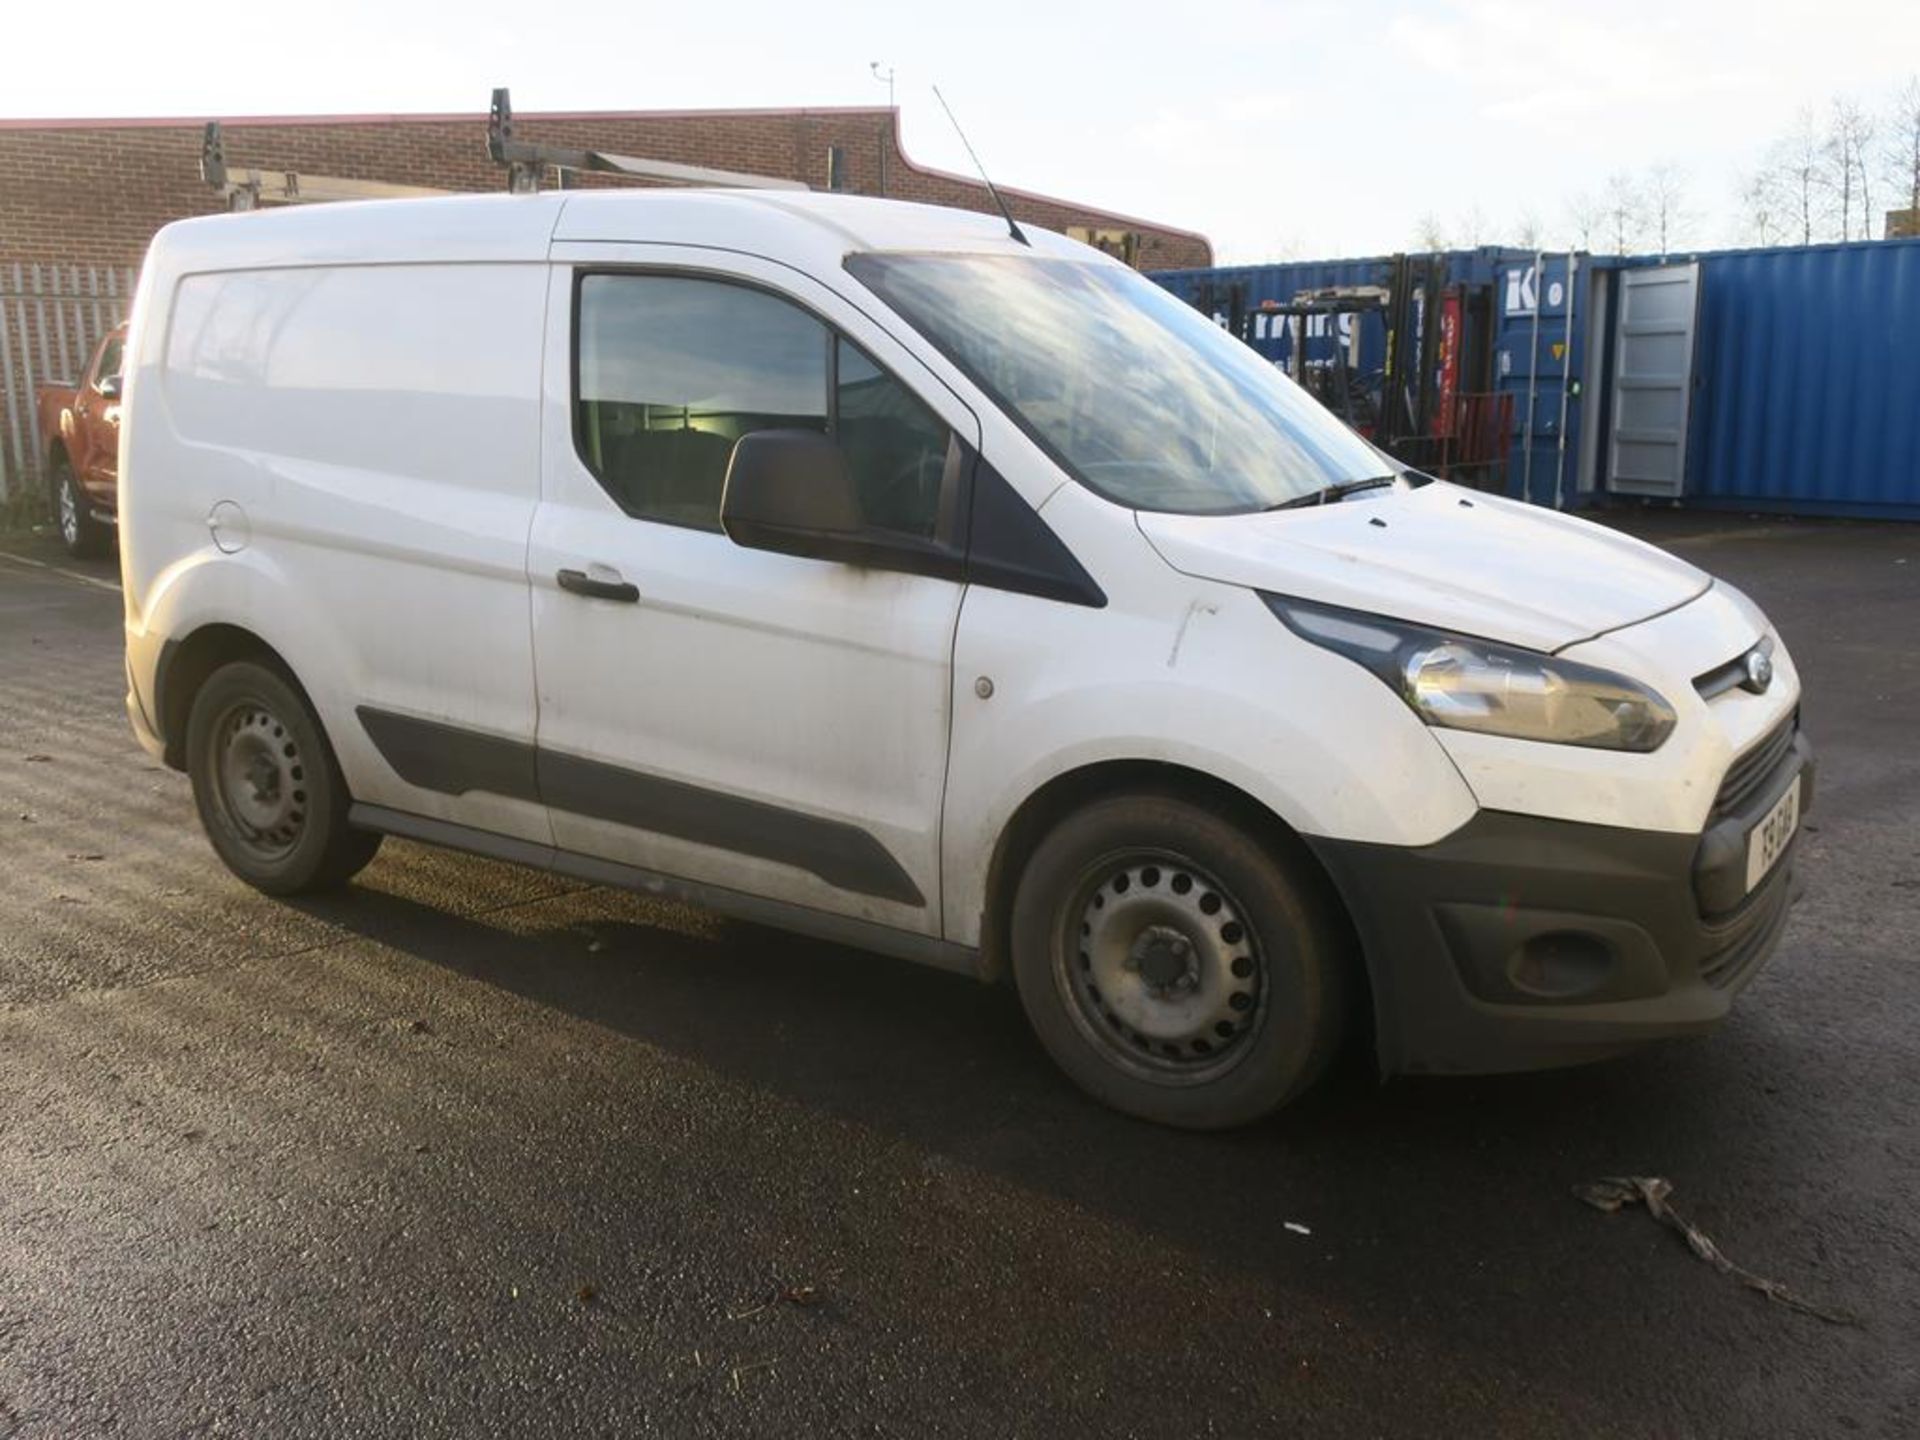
[0,263,137,504]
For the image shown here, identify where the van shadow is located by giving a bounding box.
[285,845,1795,1356]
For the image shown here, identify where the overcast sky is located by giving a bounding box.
[9,0,1918,262]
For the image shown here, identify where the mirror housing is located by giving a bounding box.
[98,374,123,400]
[719,427,971,586]
[721,429,868,562]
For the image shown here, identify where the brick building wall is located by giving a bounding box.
[0,106,1213,273]
[0,106,1209,502]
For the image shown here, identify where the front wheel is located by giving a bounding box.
[1010,793,1349,1129]
[185,661,381,894]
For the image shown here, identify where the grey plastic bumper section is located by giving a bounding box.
[1308,736,1813,1076]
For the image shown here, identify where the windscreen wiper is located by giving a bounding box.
[1267,475,1399,511]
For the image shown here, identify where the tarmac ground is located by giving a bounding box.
[0,511,1914,1437]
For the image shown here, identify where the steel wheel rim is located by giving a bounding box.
[206,699,309,860]
[1054,849,1268,1086]
[57,475,78,546]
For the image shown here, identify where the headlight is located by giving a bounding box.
[1265,596,1676,753]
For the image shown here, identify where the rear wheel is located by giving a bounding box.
[1010,792,1348,1129]
[185,661,380,894]
[50,454,109,559]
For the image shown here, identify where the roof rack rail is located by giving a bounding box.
[485,88,810,195]
[199,122,452,211]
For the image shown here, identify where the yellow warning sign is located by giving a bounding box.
[1551,342,1566,359]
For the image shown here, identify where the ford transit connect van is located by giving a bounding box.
[117,192,1810,1128]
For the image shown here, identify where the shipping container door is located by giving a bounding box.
[1606,263,1700,497]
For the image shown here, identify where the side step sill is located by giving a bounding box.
[348,802,983,980]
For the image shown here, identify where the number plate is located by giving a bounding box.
[1744,776,1802,894]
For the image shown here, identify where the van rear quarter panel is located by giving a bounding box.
[125,256,553,845]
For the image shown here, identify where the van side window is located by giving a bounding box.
[835,338,949,540]
[577,275,829,532]
[575,273,954,541]
[93,336,124,391]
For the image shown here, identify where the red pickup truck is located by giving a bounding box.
[36,323,126,557]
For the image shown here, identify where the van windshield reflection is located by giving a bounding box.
[847,252,1394,515]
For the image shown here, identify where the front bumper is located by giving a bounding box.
[1309,732,1813,1076]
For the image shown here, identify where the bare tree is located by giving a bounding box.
[1601,171,1644,253]
[1884,75,1920,221]
[1262,231,1305,262]
[1824,98,1876,240]
[1768,107,1824,244]
[1513,210,1544,249]
[1642,163,1692,253]
[1738,168,1782,246]
[1454,203,1491,248]
[1415,212,1450,251]
[1564,191,1604,250]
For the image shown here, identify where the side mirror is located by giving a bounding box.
[98,374,123,400]
[720,429,867,562]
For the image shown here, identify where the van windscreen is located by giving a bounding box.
[847,252,1393,515]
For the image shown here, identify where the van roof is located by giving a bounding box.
[146,188,1090,275]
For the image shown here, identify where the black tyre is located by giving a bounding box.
[1010,792,1349,1129]
[185,660,381,895]
[50,453,110,559]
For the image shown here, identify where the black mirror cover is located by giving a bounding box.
[718,428,968,588]
[721,429,865,558]
[98,374,123,399]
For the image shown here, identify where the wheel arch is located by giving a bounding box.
[977,759,1370,1035]
[154,622,307,771]
[43,438,72,497]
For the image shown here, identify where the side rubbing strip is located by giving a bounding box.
[536,749,925,907]
[357,707,541,803]
[355,707,924,907]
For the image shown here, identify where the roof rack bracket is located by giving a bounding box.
[485,87,809,194]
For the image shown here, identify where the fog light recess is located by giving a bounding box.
[1506,931,1617,1000]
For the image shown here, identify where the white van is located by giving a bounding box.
[117,192,1810,1128]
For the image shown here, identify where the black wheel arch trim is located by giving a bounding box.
[152,636,184,759]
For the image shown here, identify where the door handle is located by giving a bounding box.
[556,567,639,603]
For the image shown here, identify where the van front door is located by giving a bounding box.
[527,255,974,935]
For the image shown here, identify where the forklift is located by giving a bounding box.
[1191,256,1511,492]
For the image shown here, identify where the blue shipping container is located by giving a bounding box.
[1155,249,1569,503]
[1153,248,1524,378]
[1490,252,1593,509]
[1677,237,1920,520]
[1159,237,1920,520]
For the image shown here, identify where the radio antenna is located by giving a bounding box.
[932,85,1030,247]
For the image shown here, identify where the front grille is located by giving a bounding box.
[1713,711,1798,819]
